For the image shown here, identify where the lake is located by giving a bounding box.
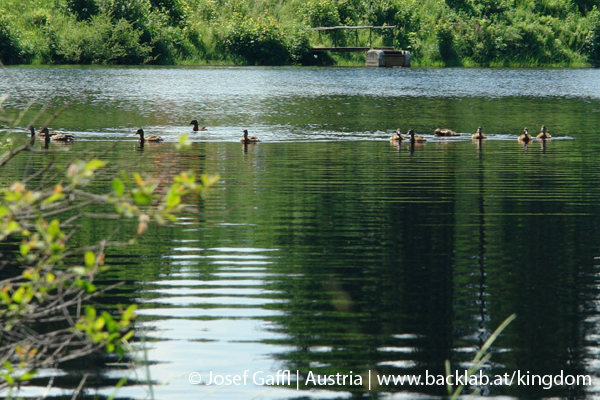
[2,66,600,400]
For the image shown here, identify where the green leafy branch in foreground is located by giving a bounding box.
[0,147,219,395]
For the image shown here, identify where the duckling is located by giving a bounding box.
[241,129,260,143]
[408,129,426,142]
[390,128,405,141]
[472,126,487,140]
[134,129,163,143]
[434,128,459,137]
[190,120,207,131]
[39,128,74,142]
[518,127,533,143]
[536,125,551,139]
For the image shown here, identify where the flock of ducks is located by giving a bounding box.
[29,121,554,147]
[390,125,552,143]
[31,120,258,145]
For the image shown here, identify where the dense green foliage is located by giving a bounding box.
[1,0,600,66]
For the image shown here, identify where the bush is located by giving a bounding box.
[287,29,314,65]
[51,14,151,64]
[435,18,458,63]
[150,0,187,25]
[0,14,21,65]
[143,10,197,64]
[66,0,99,21]
[223,13,289,65]
[301,0,341,27]
[583,8,600,65]
[97,0,151,25]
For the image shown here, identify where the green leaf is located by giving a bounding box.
[18,370,37,381]
[112,178,125,197]
[3,360,14,373]
[12,286,25,304]
[122,329,135,341]
[133,191,152,205]
[94,317,106,331]
[123,304,137,321]
[20,243,30,256]
[84,251,95,268]
[81,281,97,293]
[42,193,64,205]
[201,174,220,188]
[1,372,14,386]
[48,219,61,239]
[84,306,97,321]
[166,193,181,209]
[84,159,107,172]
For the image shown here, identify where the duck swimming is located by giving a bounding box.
[390,128,405,141]
[36,127,58,138]
[537,125,551,139]
[434,128,459,137]
[40,128,74,142]
[518,127,533,143]
[241,129,260,143]
[190,120,207,131]
[472,126,486,140]
[408,129,426,142]
[135,129,163,143]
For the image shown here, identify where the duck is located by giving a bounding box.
[434,128,459,137]
[390,128,405,141]
[472,126,487,140]
[36,127,58,138]
[39,128,74,142]
[408,129,426,142]
[190,120,207,131]
[518,127,533,143]
[536,125,551,139]
[241,129,260,143]
[134,129,163,143]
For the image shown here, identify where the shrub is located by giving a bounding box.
[287,28,313,65]
[52,14,151,64]
[301,0,341,27]
[223,13,289,65]
[66,0,99,21]
[583,8,600,65]
[435,18,458,63]
[150,0,187,25]
[31,8,51,26]
[97,0,151,25]
[0,14,21,65]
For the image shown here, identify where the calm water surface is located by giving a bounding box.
[2,67,600,400]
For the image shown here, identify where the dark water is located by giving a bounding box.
[2,67,600,399]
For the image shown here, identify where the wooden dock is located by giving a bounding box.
[306,26,410,67]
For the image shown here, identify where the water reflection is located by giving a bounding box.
[1,67,599,142]
[1,67,600,400]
